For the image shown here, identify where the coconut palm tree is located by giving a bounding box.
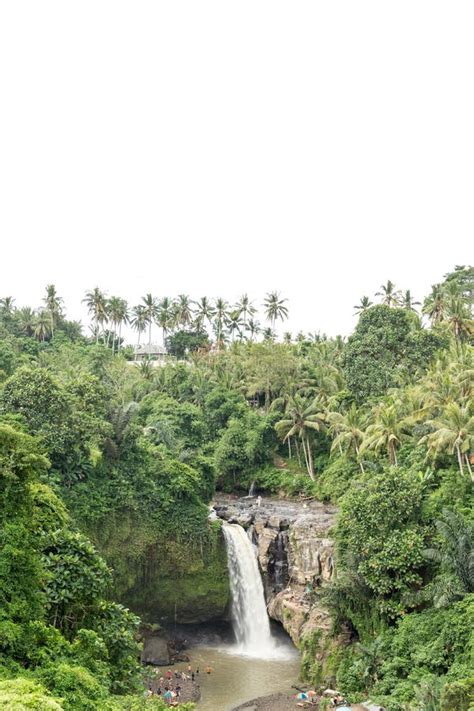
[194,296,215,332]
[262,327,275,342]
[43,284,63,338]
[236,294,256,326]
[264,291,289,329]
[420,401,473,478]
[226,309,244,341]
[34,310,52,342]
[283,331,292,344]
[353,296,373,315]
[400,290,421,312]
[214,298,229,346]
[83,288,108,343]
[17,307,36,337]
[422,284,447,325]
[0,296,16,328]
[174,294,194,329]
[361,401,407,466]
[375,280,400,307]
[141,293,159,347]
[445,295,473,344]
[246,319,261,342]
[275,395,326,480]
[108,297,129,353]
[157,297,174,345]
[130,305,148,347]
[328,403,366,472]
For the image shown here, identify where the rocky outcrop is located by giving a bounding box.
[213,496,337,645]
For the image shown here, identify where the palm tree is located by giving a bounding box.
[445,295,473,344]
[108,297,128,353]
[83,288,108,343]
[43,284,63,338]
[283,331,292,344]
[353,296,373,315]
[141,293,158,347]
[236,294,256,326]
[264,291,289,329]
[226,309,244,341]
[422,284,447,325]
[17,307,36,337]
[420,402,473,478]
[328,403,366,472]
[246,319,261,342]
[375,280,400,307]
[423,509,474,607]
[157,297,174,345]
[34,310,52,342]
[361,401,407,466]
[400,290,421,312]
[0,296,16,323]
[174,294,194,329]
[194,296,215,332]
[275,395,326,480]
[214,298,229,346]
[130,305,148,347]
[262,327,275,342]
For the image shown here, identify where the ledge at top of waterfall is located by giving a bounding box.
[222,522,296,661]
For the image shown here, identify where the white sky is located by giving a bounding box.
[0,1,472,342]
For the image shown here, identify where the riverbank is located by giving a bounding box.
[231,693,370,711]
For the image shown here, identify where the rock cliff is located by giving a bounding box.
[213,496,337,645]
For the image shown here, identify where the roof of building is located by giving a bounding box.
[134,343,168,356]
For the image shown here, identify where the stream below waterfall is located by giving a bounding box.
[173,638,299,711]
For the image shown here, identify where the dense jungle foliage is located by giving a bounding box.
[0,268,472,710]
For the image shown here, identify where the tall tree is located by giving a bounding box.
[174,294,194,329]
[420,401,473,478]
[34,310,52,342]
[264,291,289,330]
[43,284,63,338]
[130,305,148,347]
[17,307,36,337]
[353,296,373,315]
[194,296,215,332]
[214,298,229,346]
[236,294,256,326]
[422,284,447,325]
[108,297,129,353]
[375,280,400,307]
[328,403,366,472]
[141,293,158,347]
[275,395,326,480]
[400,290,421,312]
[226,309,244,341]
[157,297,174,345]
[361,401,408,466]
[83,288,108,343]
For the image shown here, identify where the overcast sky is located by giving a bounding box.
[0,1,472,342]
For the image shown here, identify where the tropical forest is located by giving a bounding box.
[0,265,472,711]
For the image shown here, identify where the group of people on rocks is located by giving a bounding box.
[146,663,213,704]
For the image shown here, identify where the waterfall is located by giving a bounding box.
[222,523,276,658]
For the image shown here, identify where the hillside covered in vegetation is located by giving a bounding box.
[0,267,472,710]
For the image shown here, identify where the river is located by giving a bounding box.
[173,639,300,711]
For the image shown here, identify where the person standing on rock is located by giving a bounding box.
[256,495,262,507]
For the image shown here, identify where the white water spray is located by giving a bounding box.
[222,523,281,658]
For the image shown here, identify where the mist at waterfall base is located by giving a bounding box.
[222,522,296,661]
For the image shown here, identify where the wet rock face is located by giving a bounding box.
[214,496,337,644]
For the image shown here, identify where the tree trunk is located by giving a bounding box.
[288,438,292,459]
[464,453,473,481]
[456,444,464,476]
[355,444,365,473]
